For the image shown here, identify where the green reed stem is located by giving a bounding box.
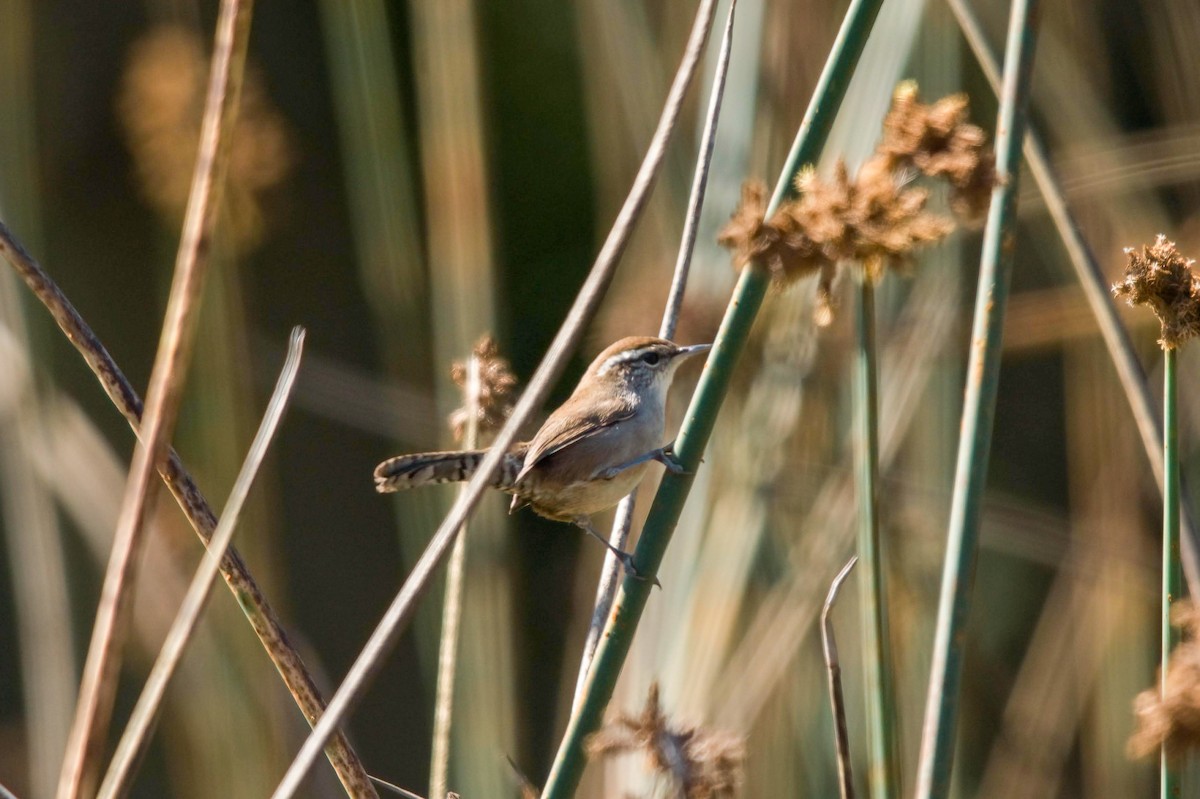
[539,0,886,794]
[945,0,1200,598]
[1162,346,1182,798]
[856,278,898,798]
[913,0,1041,796]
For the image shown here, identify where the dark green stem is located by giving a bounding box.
[944,0,1200,595]
[913,0,1041,795]
[539,0,887,794]
[856,278,898,798]
[1162,346,1182,799]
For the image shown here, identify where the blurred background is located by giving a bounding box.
[1,0,1200,796]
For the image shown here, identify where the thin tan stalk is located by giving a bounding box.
[0,213,374,799]
[823,556,859,799]
[573,0,737,712]
[270,0,717,790]
[56,2,254,795]
[95,329,305,799]
[0,38,374,799]
[429,353,481,799]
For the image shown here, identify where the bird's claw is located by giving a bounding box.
[659,444,692,476]
[618,553,662,589]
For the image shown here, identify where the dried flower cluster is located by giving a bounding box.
[118,26,295,252]
[1129,601,1200,760]
[1111,235,1200,350]
[717,83,997,322]
[586,683,746,798]
[449,335,518,442]
[880,83,997,221]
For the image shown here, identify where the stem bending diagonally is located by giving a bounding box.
[541,0,888,794]
[270,0,720,793]
[57,3,257,796]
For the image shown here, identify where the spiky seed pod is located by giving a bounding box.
[1129,601,1200,761]
[448,335,518,442]
[1111,235,1200,350]
[586,683,746,799]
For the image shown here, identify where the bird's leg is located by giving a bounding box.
[596,444,691,481]
[573,516,661,588]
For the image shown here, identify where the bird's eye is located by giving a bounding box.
[641,352,661,365]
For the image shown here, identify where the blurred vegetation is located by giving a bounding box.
[2,0,1200,796]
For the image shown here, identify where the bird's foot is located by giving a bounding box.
[656,443,693,475]
[615,551,662,589]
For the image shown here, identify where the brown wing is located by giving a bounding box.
[515,392,635,484]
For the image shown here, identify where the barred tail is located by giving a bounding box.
[373,448,523,493]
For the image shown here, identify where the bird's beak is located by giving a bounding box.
[675,343,712,359]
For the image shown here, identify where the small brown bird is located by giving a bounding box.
[374,336,710,574]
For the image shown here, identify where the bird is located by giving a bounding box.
[373,336,711,576]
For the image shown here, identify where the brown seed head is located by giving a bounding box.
[880,82,998,223]
[718,83,992,322]
[1111,235,1200,350]
[1129,601,1200,761]
[118,26,295,252]
[449,335,518,441]
[586,683,746,798]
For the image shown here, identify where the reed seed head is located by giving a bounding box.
[118,26,295,253]
[1129,601,1200,761]
[1111,235,1200,350]
[449,335,517,441]
[586,683,746,798]
[718,83,995,323]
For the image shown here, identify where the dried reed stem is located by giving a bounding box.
[96,328,305,799]
[57,2,254,795]
[573,0,737,714]
[0,198,374,799]
[823,556,859,799]
[269,0,718,792]
[0,15,372,799]
[429,353,481,799]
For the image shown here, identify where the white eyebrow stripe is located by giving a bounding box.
[597,346,659,375]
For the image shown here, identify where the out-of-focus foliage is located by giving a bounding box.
[2,0,1200,796]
